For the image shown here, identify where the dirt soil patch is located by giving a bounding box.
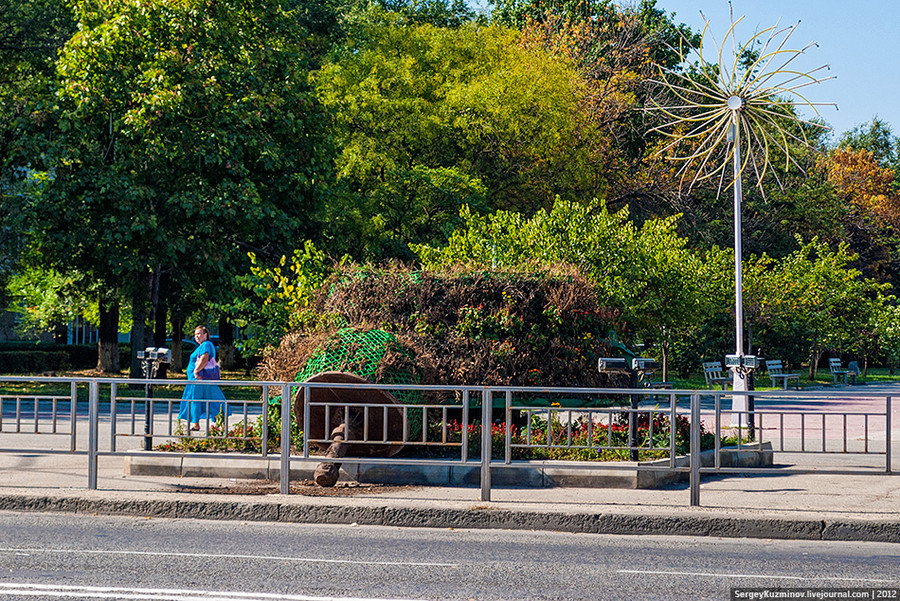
[174,479,419,497]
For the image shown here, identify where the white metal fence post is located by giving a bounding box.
[280,383,291,495]
[887,396,892,474]
[505,390,512,464]
[261,385,269,458]
[302,384,310,460]
[109,382,118,453]
[87,379,99,490]
[70,381,78,452]
[480,388,492,502]
[690,391,701,507]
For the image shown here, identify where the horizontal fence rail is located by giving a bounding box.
[0,376,895,506]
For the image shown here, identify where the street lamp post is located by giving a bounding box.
[646,14,835,428]
[728,98,752,427]
[136,347,171,451]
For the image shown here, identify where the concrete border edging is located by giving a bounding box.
[124,442,774,489]
[1,492,898,543]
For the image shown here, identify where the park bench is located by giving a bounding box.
[765,359,800,390]
[829,358,852,385]
[702,361,730,390]
[829,358,858,385]
[847,361,860,384]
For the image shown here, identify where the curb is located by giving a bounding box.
[1,493,898,543]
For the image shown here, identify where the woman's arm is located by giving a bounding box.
[193,340,215,377]
[194,353,209,377]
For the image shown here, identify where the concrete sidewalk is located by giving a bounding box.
[1,450,898,543]
[1,382,898,543]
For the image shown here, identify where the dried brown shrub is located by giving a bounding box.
[256,331,332,382]
[260,263,620,388]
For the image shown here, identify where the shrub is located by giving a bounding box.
[0,350,71,374]
[155,402,303,454]
[259,264,620,389]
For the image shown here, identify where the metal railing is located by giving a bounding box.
[0,376,895,506]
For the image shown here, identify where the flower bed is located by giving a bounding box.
[157,408,725,462]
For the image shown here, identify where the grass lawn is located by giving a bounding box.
[4,366,900,399]
[669,366,900,391]
[0,368,264,401]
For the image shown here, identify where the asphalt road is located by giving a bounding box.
[0,512,898,601]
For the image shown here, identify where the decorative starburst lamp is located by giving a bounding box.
[647,8,836,422]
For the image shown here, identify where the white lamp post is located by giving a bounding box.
[728,97,749,418]
[646,13,835,427]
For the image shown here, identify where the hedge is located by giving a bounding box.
[0,350,71,374]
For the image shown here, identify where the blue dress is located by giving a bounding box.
[178,340,227,424]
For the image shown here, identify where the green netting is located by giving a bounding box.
[296,327,422,405]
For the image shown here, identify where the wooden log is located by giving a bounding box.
[313,423,347,487]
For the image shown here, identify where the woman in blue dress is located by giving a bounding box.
[179,325,227,431]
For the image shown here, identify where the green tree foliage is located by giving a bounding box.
[379,0,476,27]
[6,266,97,337]
[744,238,889,378]
[493,0,699,211]
[0,0,76,302]
[871,302,900,372]
[7,0,334,372]
[490,0,616,29]
[316,16,599,259]
[289,0,347,65]
[0,0,73,80]
[839,118,900,179]
[0,0,74,141]
[230,241,342,355]
[414,198,730,378]
[0,0,74,165]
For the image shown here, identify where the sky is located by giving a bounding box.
[652,1,900,142]
[467,1,900,142]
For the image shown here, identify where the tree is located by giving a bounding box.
[414,198,730,379]
[0,0,73,77]
[8,0,334,374]
[872,301,900,374]
[744,238,888,379]
[5,266,95,339]
[819,145,900,290]
[316,16,601,259]
[0,0,76,307]
[379,0,476,27]
[228,241,341,356]
[823,148,900,227]
[513,0,699,212]
[838,117,900,178]
[490,0,617,29]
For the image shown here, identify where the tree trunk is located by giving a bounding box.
[154,297,167,348]
[808,350,821,380]
[53,323,68,344]
[97,301,120,373]
[147,266,162,344]
[171,316,184,372]
[130,270,153,378]
[218,317,235,370]
[660,340,668,383]
[152,293,169,379]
